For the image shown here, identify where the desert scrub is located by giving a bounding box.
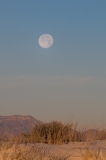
[0,143,72,160]
[3,121,106,144]
[29,121,78,144]
[29,122,106,144]
[82,146,106,160]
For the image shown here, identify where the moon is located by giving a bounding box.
[38,34,53,48]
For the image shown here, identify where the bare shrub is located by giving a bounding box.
[29,121,78,144]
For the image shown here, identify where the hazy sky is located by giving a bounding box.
[0,0,106,125]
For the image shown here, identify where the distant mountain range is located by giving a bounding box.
[0,115,42,136]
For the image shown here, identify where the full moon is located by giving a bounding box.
[38,34,53,48]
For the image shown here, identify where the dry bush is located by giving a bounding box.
[28,121,78,144]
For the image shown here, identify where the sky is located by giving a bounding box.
[0,0,106,125]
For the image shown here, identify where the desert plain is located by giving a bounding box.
[0,115,106,160]
[0,140,106,160]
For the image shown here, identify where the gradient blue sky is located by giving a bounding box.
[0,0,106,125]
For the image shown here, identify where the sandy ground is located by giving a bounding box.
[0,140,106,160]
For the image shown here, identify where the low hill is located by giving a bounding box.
[0,115,42,136]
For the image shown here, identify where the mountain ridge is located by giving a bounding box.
[0,115,42,136]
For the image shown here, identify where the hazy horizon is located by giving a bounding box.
[0,0,106,125]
